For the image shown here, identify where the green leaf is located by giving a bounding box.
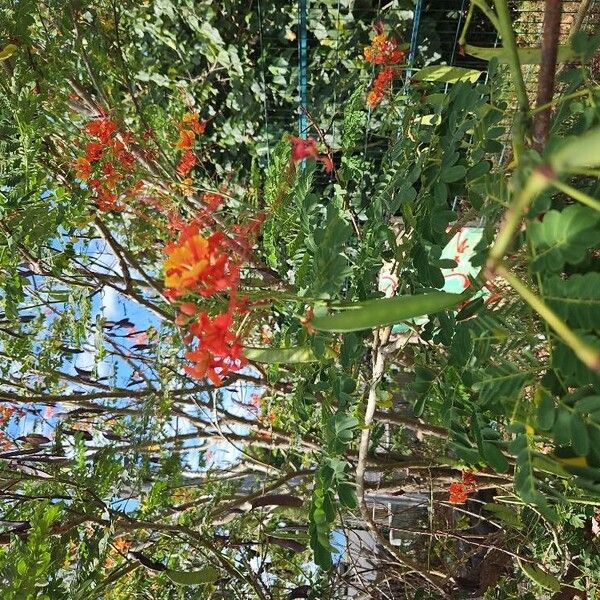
[518,561,561,592]
[440,165,467,183]
[244,346,329,363]
[529,205,600,272]
[484,502,522,528]
[545,273,600,331]
[570,414,590,456]
[536,389,556,431]
[0,44,17,61]
[464,43,574,64]
[165,567,220,586]
[575,395,600,414]
[413,65,481,84]
[338,482,358,509]
[311,292,464,333]
[482,442,509,473]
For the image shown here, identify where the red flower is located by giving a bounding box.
[96,189,123,213]
[85,117,117,144]
[367,67,397,108]
[289,136,318,161]
[319,155,334,173]
[177,150,197,176]
[364,33,405,66]
[462,471,477,488]
[203,192,223,211]
[85,142,104,162]
[448,482,468,504]
[184,311,247,385]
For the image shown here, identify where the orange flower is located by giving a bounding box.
[179,302,198,316]
[175,129,195,150]
[367,89,384,108]
[182,111,207,134]
[164,233,210,292]
[74,157,92,181]
[164,228,234,298]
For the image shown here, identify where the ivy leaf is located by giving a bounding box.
[529,205,600,272]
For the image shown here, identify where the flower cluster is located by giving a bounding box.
[164,226,236,299]
[364,33,404,65]
[448,471,477,504]
[289,136,334,173]
[164,223,247,385]
[363,28,405,108]
[367,66,396,108]
[175,111,206,176]
[183,311,246,386]
[73,116,139,212]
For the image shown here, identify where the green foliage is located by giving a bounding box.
[1,1,600,598]
[529,205,600,272]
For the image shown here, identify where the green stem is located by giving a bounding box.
[471,0,500,33]
[497,264,600,372]
[493,0,529,114]
[530,88,595,115]
[552,179,600,212]
[487,169,550,267]
[458,3,476,47]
